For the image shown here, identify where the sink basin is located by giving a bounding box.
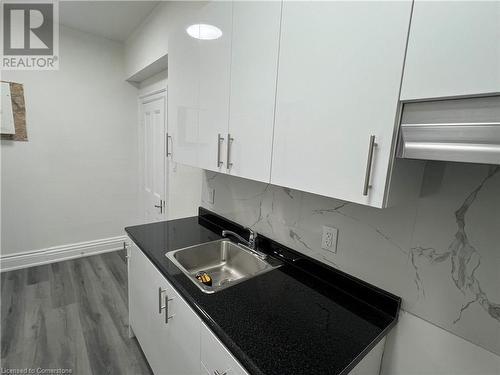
[166,239,280,294]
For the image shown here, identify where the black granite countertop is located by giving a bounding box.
[125,208,401,375]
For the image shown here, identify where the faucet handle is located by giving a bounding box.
[246,227,257,238]
[246,228,258,249]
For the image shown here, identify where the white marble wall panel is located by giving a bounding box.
[201,162,500,355]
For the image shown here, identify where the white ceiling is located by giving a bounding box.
[60,1,160,42]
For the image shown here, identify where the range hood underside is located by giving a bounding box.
[397,96,500,165]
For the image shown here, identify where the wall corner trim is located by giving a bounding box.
[0,236,129,272]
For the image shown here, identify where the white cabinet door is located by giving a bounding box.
[225,1,282,183]
[168,2,201,168]
[197,1,233,173]
[200,322,249,375]
[162,279,201,375]
[271,1,412,208]
[129,243,170,374]
[129,243,201,375]
[401,1,500,101]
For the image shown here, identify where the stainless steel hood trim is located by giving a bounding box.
[400,142,500,164]
[397,96,500,165]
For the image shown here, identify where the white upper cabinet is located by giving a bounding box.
[401,1,500,101]
[168,2,201,168]
[271,1,413,208]
[169,0,280,181]
[225,1,282,183]
[168,1,232,172]
[197,1,233,173]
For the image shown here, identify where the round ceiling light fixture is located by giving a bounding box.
[186,24,222,40]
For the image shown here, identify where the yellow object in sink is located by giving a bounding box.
[195,271,212,286]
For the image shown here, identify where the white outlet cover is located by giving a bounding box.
[206,188,215,204]
[321,226,338,252]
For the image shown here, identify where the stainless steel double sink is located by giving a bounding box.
[166,239,280,294]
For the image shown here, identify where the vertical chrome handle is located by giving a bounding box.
[154,200,163,214]
[217,134,224,167]
[166,133,172,157]
[158,287,166,313]
[164,294,175,324]
[363,135,377,196]
[226,133,234,169]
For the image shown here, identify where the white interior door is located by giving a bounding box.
[141,95,166,222]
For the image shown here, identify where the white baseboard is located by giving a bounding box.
[0,236,129,272]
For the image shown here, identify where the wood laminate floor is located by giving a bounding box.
[1,251,153,375]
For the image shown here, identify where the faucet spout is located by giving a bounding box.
[221,229,267,260]
[221,230,249,246]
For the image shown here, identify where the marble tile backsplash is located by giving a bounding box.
[201,162,500,355]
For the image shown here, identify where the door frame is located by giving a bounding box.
[138,88,168,222]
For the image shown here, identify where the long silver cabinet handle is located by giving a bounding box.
[166,133,172,157]
[363,135,377,196]
[217,134,224,168]
[158,287,167,313]
[164,294,175,324]
[226,133,234,169]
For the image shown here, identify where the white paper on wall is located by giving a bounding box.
[0,82,15,134]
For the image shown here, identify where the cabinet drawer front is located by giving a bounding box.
[201,323,248,375]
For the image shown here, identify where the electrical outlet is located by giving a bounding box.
[206,187,215,204]
[321,226,338,252]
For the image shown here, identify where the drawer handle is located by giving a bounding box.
[217,134,224,167]
[363,135,377,196]
[164,294,175,324]
[226,133,234,169]
[158,287,167,313]
[166,133,172,157]
[214,370,228,375]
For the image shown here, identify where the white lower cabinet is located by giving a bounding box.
[129,241,384,375]
[200,322,248,375]
[128,242,201,375]
[129,242,247,375]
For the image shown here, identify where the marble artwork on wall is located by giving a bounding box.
[201,162,500,356]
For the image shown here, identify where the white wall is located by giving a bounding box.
[381,311,500,375]
[166,161,203,221]
[124,1,205,82]
[124,2,169,80]
[138,70,168,98]
[1,26,140,256]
